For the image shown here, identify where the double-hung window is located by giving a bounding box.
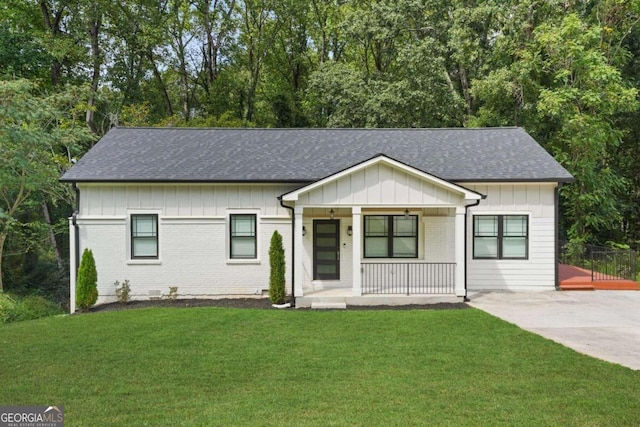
[473,215,528,259]
[131,214,158,259]
[230,214,257,259]
[364,215,418,258]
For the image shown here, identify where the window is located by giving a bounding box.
[230,214,257,259]
[131,214,158,259]
[364,215,418,258]
[473,215,528,259]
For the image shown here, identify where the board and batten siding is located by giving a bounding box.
[76,183,297,303]
[465,183,557,291]
[80,183,297,217]
[296,162,464,207]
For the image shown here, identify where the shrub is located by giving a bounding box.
[76,248,98,311]
[166,286,178,301]
[114,280,131,304]
[14,295,63,321]
[0,294,18,323]
[269,230,286,304]
[0,293,63,324]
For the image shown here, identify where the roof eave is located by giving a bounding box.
[453,177,575,183]
[59,178,313,185]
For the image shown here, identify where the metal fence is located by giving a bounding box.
[560,242,638,282]
[361,262,455,295]
[590,249,638,281]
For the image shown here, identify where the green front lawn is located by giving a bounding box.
[1,307,639,426]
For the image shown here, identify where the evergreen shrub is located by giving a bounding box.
[76,249,98,311]
[269,230,286,304]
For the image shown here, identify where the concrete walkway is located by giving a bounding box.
[467,290,640,370]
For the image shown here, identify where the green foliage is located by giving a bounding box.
[76,249,98,311]
[114,280,131,304]
[0,293,17,323]
[268,230,286,304]
[15,294,63,321]
[472,9,640,246]
[0,78,94,293]
[0,293,62,324]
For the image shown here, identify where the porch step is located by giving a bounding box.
[560,282,595,291]
[592,280,639,290]
[311,302,347,310]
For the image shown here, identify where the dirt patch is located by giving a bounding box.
[89,298,469,312]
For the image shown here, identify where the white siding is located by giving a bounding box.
[76,184,296,303]
[465,183,557,291]
[75,180,559,300]
[80,183,296,217]
[297,163,464,207]
[423,215,455,263]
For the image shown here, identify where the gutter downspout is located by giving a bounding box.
[278,197,295,307]
[554,183,563,291]
[72,183,80,274]
[70,183,80,314]
[463,196,485,301]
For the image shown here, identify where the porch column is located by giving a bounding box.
[352,206,362,296]
[454,207,466,297]
[294,206,304,297]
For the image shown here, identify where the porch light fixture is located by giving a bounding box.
[330,209,335,219]
[404,209,410,219]
[347,225,353,236]
[302,226,307,236]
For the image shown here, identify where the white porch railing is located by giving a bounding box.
[361,262,455,295]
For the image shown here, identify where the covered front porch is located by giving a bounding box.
[293,207,465,307]
[280,155,484,307]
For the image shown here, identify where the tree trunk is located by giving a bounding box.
[458,63,473,115]
[176,41,190,121]
[42,201,64,274]
[0,232,6,292]
[147,51,174,117]
[86,13,102,134]
[40,0,69,87]
[204,1,217,89]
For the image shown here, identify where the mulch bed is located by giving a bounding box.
[89,298,469,312]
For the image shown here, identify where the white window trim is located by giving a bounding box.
[127,210,162,265]
[360,210,423,260]
[226,209,261,264]
[471,212,531,261]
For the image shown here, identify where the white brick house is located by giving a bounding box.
[61,127,573,311]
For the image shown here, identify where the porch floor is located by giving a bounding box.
[559,264,639,291]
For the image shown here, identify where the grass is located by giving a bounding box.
[1,307,639,426]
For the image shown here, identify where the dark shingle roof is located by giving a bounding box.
[60,127,573,183]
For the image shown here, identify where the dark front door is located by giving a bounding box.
[313,220,340,280]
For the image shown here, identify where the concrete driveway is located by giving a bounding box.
[467,290,640,370]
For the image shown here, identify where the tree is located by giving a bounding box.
[237,0,277,122]
[268,230,285,304]
[0,79,93,292]
[76,248,98,310]
[472,11,638,244]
